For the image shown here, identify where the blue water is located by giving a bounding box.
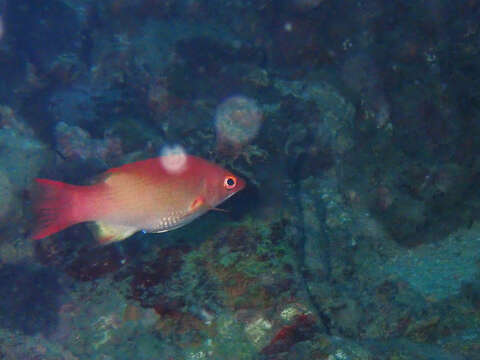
[0,1,479,359]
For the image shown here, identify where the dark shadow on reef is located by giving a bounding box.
[0,263,61,335]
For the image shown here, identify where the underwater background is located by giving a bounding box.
[0,0,480,359]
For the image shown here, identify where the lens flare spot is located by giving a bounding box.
[159,145,187,174]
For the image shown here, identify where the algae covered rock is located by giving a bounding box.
[0,171,14,224]
[0,129,53,239]
[275,80,355,157]
[0,129,53,189]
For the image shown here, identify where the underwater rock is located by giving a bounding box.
[368,161,473,247]
[0,263,61,335]
[260,314,317,355]
[0,129,53,189]
[49,86,98,126]
[374,192,427,247]
[342,52,391,130]
[0,105,35,137]
[65,245,127,281]
[5,0,82,70]
[276,80,355,163]
[381,222,480,301]
[286,334,373,360]
[292,0,325,11]
[462,280,480,310]
[129,246,190,307]
[299,176,355,282]
[55,121,122,163]
[268,11,332,68]
[48,83,124,128]
[0,171,14,225]
[175,36,238,76]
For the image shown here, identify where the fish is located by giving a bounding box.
[31,155,246,244]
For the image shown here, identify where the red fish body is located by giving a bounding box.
[32,155,245,244]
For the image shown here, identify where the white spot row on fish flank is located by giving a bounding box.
[153,208,184,230]
[160,213,179,228]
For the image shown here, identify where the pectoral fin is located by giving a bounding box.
[88,221,137,245]
[188,196,207,214]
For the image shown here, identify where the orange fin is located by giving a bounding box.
[189,197,227,214]
[188,196,207,213]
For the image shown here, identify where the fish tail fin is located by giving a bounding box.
[31,179,81,240]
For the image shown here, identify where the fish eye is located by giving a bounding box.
[224,176,237,190]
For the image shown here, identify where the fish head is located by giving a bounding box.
[203,165,246,208]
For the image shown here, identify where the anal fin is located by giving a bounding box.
[88,222,137,245]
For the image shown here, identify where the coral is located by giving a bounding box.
[91,314,121,349]
[244,316,272,348]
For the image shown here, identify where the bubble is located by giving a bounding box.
[159,145,187,174]
[215,95,262,147]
